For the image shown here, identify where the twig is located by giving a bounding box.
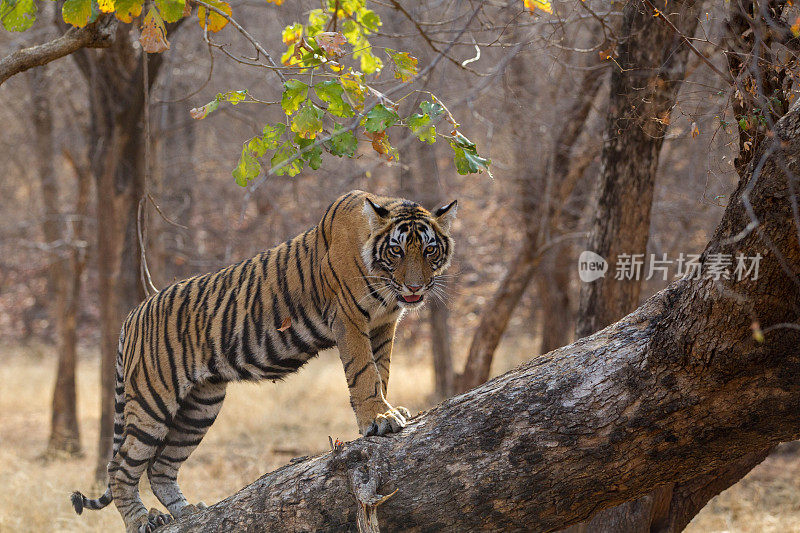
[192,0,286,82]
[388,0,480,75]
[137,197,159,297]
[641,0,734,85]
[148,193,189,230]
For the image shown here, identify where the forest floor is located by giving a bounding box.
[1,342,799,532]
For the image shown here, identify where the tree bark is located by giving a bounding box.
[639,1,800,528]
[428,299,454,399]
[30,65,86,457]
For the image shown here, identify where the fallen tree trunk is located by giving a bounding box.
[162,105,800,532]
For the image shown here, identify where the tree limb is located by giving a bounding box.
[0,16,116,86]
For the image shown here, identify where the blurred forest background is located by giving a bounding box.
[1,0,799,531]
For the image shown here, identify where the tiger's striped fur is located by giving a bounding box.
[70,190,457,533]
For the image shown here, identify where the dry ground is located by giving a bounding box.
[1,342,799,532]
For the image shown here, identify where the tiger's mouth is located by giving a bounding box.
[399,294,423,304]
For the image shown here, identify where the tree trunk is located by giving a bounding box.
[428,299,454,399]
[161,101,800,529]
[637,1,799,528]
[536,248,573,354]
[458,57,605,392]
[72,28,167,479]
[574,0,701,339]
[30,65,85,457]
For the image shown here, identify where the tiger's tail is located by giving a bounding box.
[71,331,127,515]
[70,487,113,514]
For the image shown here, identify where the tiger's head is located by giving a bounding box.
[362,196,457,309]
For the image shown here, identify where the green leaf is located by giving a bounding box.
[314,81,354,118]
[233,149,261,186]
[358,49,383,74]
[271,142,304,176]
[326,124,358,157]
[281,79,308,116]
[407,113,436,144]
[62,0,92,27]
[296,135,323,170]
[1,0,36,31]
[189,100,218,120]
[291,102,324,139]
[358,9,380,33]
[386,48,418,82]
[220,89,247,104]
[261,123,286,149]
[450,132,491,175]
[189,90,247,120]
[306,8,327,35]
[420,100,444,119]
[341,19,382,74]
[364,104,398,132]
[154,0,184,22]
[246,136,266,158]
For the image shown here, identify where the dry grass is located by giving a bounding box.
[686,447,800,533]
[1,340,798,532]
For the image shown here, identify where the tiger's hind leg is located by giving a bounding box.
[147,379,227,518]
[109,395,178,533]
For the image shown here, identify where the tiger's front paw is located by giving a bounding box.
[363,407,409,437]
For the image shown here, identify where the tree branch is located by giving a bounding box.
[0,16,116,86]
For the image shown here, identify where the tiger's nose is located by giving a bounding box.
[406,284,423,292]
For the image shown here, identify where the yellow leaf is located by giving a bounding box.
[751,321,765,343]
[139,7,170,54]
[97,0,115,13]
[266,0,283,4]
[114,0,143,23]
[523,0,552,14]
[278,317,292,332]
[691,122,699,138]
[792,16,800,37]
[197,0,231,33]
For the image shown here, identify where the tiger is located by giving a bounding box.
[70,190,457,533]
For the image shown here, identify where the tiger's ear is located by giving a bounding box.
[434,200,458,232]
[364,197,389,230]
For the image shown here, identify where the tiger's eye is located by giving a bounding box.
[425,245,436,254]
[390,245,403,255]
